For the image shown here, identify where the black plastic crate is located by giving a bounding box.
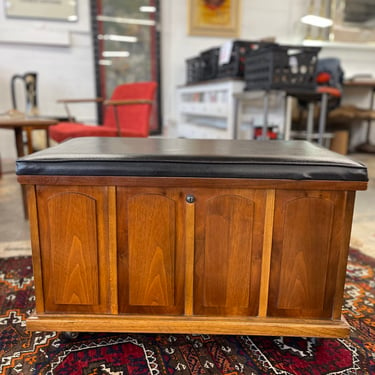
[186,56,203,84]
[200,47,220,81]
[218,40,276,79]
[244,45,321,91]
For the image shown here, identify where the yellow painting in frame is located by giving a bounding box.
[188,0,241,37]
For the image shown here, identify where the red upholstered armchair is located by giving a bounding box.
[49,81,157,143]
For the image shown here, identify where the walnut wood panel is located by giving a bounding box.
[26,314,350,338]
[117,187,185,315]
[26,185,45,313]
[17,175,368,192]
[268,190,349,319]
[36,186,111,313]
[194,189,266,316]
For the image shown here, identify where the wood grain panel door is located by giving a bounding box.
[117,187,185,315]
[36,186,112,314]
[194,189,267,317]
[268,190,351,319]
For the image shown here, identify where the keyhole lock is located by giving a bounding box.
[186,194,195,203]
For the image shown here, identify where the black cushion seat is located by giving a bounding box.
[16,137,368,182]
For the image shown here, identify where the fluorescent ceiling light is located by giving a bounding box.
[97,15,155,26]
[301,14,333,28]
[98,34,137,43]
[140,6,156,13]
[99,59,112,66]
[102,51,130,58]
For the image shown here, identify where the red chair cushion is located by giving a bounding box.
[49,122,118,143]
[317,86,341,98]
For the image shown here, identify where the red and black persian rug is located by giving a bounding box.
[1,248,374,374]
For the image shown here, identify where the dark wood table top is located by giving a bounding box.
[344,80,375,88]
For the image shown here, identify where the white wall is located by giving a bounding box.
[0,0,95,160]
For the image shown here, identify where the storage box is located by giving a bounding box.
[17,138,368,337]
[218,40,275,79]
[186,56,203,84]
[200,47,220,81]
[244,45,321,91]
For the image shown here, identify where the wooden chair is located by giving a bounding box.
[49,82,157,143]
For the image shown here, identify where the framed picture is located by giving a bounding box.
[188,0,241,37]
[5,0,78,22]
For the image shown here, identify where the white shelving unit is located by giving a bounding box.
[177,79,245,139]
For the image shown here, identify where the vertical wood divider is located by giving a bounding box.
[108,186,118,314]
[258,189,276,317]
[27,185,45,313]
[184,199,195,316]
[332,191,355,320]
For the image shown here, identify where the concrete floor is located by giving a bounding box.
[0,152,374,257]
[0,169,30,242]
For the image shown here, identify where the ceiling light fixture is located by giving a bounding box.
[139,6,156,13]
[102,51,130,58]
[99,59,112,66]
[301,0,333,28]
[98,34,138,43]
[301,14,333,28]
[97,15,155,26]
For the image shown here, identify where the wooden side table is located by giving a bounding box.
[343,80,375,153]
[0,116,58,218]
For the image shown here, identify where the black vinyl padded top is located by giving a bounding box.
[16,137,368,181]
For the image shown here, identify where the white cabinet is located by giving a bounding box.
[176,79,286,140]
[177,79,245,139]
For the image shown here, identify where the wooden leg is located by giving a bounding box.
[14,128,28,219]
[45,129,50,148]
[14,127,25,157]
[26,128,33,154]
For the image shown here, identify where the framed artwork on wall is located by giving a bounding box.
[188,0,241,37]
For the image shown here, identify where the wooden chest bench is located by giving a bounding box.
[16,138,368,337]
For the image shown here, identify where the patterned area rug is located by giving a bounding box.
[1,249,374,375]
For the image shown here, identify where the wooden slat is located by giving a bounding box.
[332,191,356,319]
[184,198,195,316]
[26,185,45,313]
[17,175,368,191]
[26,314,350,338]
[258,189,275,317]
[108,186,118,314]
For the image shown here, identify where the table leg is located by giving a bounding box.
[26,128,33,154]
[45,128,50,147]
[14,127,25,157]
[356,88,375,153]
[14,127,28,219]
[284,95,292,141]
[318,93,328,146]
[306,102,315,142]
[233,96,239,140]
[365,88,374,143]
[262,92,269,140]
